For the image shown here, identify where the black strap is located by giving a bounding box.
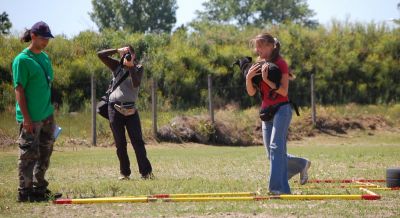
[106,66,130,96]
[23,51,51,87]
[289,100,300,116]
[269,101,300,117]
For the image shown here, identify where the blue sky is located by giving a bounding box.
[1,0,399,38]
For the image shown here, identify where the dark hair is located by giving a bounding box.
[20,29,32,42]
[250,33,281,62]
[126,45,134,53]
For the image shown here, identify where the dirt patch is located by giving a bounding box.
[289,114,392,140]
[158,114,393,145]
[0,114,393,147]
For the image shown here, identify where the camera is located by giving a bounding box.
[120,52,132,65]
[124,52,132,61]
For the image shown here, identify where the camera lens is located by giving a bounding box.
[125,53,132,61]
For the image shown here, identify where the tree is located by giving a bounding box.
[0,12,12,35]
[196,0,317,27]
[90,0,177,33]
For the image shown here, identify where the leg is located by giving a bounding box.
[261,121,273,160]
[17,123,41,201]
[109,104,131,177]
[126,111,152,177]
[269,104,292,194]
[263,120,307,180]
[287,154,308,180]
[33,116,55,193]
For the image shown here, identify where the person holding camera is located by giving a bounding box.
[97,46,153,180]
[245,33,311,195]
[12,21,62,202]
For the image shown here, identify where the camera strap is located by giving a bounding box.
[109,66,130,94]
[23,51,51,87]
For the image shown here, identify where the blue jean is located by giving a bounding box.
[261,104,305,194]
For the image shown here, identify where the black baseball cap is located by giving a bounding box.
[31,21,54,38]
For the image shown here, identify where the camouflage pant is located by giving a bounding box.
[17,115,55,195]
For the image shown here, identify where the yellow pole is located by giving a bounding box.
[162,196,262,202]
[153,192,256,198]
[113,192,256,199]
[367,187,400,190]
[54,197,154,204]
[278,195,363,200]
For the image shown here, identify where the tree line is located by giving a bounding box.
[1,21,399,112]
[0,0,399,112]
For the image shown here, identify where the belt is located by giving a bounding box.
[110,101,135,106]
[269,101,300,116]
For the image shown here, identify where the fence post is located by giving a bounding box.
[208,74,214,123]
[91,74,96,146]
[311,73,316,126]
[152,78,157,138]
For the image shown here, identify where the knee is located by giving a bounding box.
[132,139,145,147]
[269,143,278,151]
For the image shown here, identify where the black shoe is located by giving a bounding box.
[17,192,33,203]
[32,189,62,201]
[141,172,155,180]
[44,189,63,199]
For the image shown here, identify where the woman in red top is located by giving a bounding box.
[246,33,310,194]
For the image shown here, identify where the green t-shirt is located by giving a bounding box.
[12,48,54,122]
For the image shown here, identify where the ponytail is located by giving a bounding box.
[20,29,32,42]
[270,37,280,63]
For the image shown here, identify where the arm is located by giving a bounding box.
[15,85,33,133]
[97,49,120,72]
[245,64,260,96]
[274,73,289,97]
[261,63,289,97]
[130,65,143,87]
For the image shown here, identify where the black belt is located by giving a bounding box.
[110,101,135,106]
[272,101,300,116]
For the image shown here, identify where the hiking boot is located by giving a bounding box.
[17,192,33,203]
[118,174,130,180]
[141,172,155,180]
[300,160,311,185]
[32,189,63,201]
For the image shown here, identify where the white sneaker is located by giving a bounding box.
[300,160,311,185]
[118,175,130,180]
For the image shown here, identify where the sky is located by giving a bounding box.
[1,0,399,38]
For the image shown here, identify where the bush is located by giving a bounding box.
[0,21,399,112]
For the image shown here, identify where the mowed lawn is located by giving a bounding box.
[0,131,399,217]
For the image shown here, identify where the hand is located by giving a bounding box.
[117,47,129,56]
[124,58,135,67]
[261,62,269,81]
[23,119,34,134]
[246,63,261,81]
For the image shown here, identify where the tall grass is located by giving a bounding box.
[1,104,399,147]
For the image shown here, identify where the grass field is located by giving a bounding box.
[1,130,399,217]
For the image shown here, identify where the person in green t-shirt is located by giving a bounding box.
[12,21,61,202]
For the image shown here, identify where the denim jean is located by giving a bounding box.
[261,104,294,194]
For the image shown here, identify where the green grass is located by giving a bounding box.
[0,131,399,217]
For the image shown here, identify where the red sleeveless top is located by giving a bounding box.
[259,56,289,108]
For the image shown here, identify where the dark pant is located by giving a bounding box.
[17,115,55,195]
[108,103,152,177]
